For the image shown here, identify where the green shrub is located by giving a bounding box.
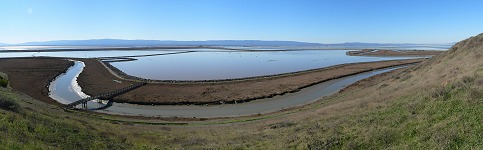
[0,95,21,112]
[0,76,8,87]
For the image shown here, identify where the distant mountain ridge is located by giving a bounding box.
[12,39,323,47]
[2,39,452,47]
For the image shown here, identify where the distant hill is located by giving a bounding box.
[15,39,324,47]
[7,39,450,48]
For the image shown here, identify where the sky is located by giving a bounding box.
[1,0,483,44]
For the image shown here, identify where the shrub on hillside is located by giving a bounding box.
[431,86,450,99]
[0,76,8,87]
[0,95,21,112]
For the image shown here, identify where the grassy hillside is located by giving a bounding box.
[293,33,483,149]
[0,33,482,149]
[0,86,132,149]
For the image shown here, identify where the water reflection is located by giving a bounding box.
[2,48,420,80]
[48,60,107,109]
[48,60,89,104]
[111,50,414,80]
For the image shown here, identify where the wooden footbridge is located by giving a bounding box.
[64,82,147,109]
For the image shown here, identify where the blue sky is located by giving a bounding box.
[1,0,482,44]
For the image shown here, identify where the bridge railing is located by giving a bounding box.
[65,82,146,109]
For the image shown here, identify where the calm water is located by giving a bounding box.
[0,50,184,58]
[48,60,406,117]
[110,50,413,80]
[2,49,417,80]
[96,67,404,117]
[48,60,88,104]
[1,47,431,117]
[48,61,108,109]
[0,46,101,51]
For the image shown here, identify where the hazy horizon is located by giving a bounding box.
[0,38,457,45]
[1,0,483,44]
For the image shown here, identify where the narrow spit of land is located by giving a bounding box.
[347,49,443,56]
[77,58,426,105]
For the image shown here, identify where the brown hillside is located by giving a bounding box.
[416,33,483,83]
[382,33,483,95]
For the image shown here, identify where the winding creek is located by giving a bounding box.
[48,60,89,104]
[49,60,406,118]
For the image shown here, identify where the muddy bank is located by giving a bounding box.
[65,64,412,120]
[0,57,73,105]
[76,58,136,96]
[78,58,426,105]
[347,49,443,56]
[95,66,407,118]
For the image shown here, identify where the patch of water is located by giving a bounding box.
[0,50,182,58]
[110,50,413,80]
[48,60,89,104]
[48,60,406,117]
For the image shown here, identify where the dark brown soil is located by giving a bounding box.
[77,58,426,105]
[0,57,73,106]
[76,58,136,95]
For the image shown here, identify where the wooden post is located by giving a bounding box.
[82,102,87,110]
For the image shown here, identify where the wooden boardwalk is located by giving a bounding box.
[65,82,146,109]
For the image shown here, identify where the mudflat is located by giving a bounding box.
[77,58,426,105]
[0,58,73,105]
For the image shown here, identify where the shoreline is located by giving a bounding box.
[0,57,427,107]
[92,66,407,118]
[78,58,426,105]
[0,57,423,121]
[0,57,422,120]
[0,46,447,53]
[100,58,425,84]
[71,65,411,121]
[347,49,443,57]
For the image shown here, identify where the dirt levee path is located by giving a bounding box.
[78,58,426,105]
[0,58,73,105]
